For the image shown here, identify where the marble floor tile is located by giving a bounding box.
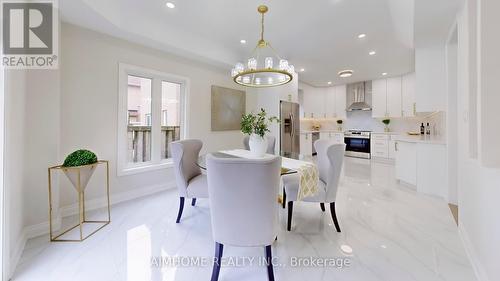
[12,157,475,281]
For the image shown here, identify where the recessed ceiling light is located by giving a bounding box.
[357,33,366,39]
[327,81,332,85]
[240,39,246,44]
[369,51,376,56]
[338,70,353,78]
[382,72,388,76]
[166,2,175,9]
[300,68,305,72]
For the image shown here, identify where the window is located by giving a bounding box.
[118,64,188,176]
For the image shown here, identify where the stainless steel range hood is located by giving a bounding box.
[347,81,372,111]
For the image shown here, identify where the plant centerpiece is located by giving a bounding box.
[62,149,99,192]
[336,119,343,131]
[382,119,391,132]
[241,108,280,157]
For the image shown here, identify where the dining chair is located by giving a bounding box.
[171,139,208,223]
[282,140,345,232]
[206,154,281,281]
[243,135,276,154]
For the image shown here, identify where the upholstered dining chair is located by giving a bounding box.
[171,139,208,223]
[206,154,281,281]
[243,135,276,154]
[282,140,345,232]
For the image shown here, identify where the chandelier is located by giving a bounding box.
[231,5,294,88]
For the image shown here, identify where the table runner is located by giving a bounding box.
[220,149,319,200]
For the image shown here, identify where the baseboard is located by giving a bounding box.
[458,220,490,281]
[10,228,27,276]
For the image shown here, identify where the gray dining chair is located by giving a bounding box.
[206,154,281,281]
[282,140,345,232]
[243,135,276,154]
[171,139,208,223]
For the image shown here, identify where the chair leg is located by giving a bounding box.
[191,198,196,206]
[211,242,224,281]
[287,201,294,231]
[330,202,341,232]
[282,188,286,209]
[265,245,275,281]
[175,197,185,223]
[320,203,325,212]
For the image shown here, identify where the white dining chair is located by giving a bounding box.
[171,139,208,223]
[282,140,345,232]
[206,154,281,281]
[243,135,276,154]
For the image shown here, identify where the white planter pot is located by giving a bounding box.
[63,164,97,192]
[249,134,268,157]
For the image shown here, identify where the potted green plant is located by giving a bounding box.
[61,149,99,192]
[336,119,343,131]
[241,108,279,157]
[382,119,391,132]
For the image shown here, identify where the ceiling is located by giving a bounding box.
[59,0,433,86]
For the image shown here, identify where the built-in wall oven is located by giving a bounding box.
[344,130,371,159]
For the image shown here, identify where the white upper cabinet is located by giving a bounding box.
[402,72,416,117]
[325,87,336,118]
[302,86,325,118]
[386,77,402,117]
[335,85,347,119]
[372,79,387,118]
[301,83,346,119]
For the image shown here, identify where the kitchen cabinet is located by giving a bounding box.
[386,77,402,117]
[335,85,347,119]
[300,133,312,157]
[394,139,448,199]
[372,79,387,118]
[402,73,416,117]
[371,133,399,160]
[302,88,325,118]
[325,88,336,118]
[372,73,415,118]
[320,132,344,144]
[301,82,346,119]
[395,141,417,185]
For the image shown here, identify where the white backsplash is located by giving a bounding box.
[300,110,446,138]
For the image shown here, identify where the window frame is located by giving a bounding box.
[117,63,189,176]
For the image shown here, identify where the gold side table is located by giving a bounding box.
[48,160,111,242]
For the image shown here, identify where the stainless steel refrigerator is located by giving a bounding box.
[280,101,300,159]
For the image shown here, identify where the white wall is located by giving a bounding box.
[3,70,28,276]
[455,1,500,280]
[58,23,246,205]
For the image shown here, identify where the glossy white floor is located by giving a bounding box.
[13,157,475,281]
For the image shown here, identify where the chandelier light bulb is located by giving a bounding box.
[265,57,273,69]
[248,58,257,70]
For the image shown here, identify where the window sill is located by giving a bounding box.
[117,160,174,177]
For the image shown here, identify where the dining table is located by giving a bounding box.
[197,149,320,201]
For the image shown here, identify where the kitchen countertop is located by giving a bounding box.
[393,135,447,145]
[371,132,401,135]
[300,130,343,134]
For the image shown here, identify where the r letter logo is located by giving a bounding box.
[1,0,59,69]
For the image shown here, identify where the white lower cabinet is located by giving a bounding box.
[395,141,417,185]
[394,140,448,199]
[371,133,398,160]
[300,133,312,157]
[320,132,344,144]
